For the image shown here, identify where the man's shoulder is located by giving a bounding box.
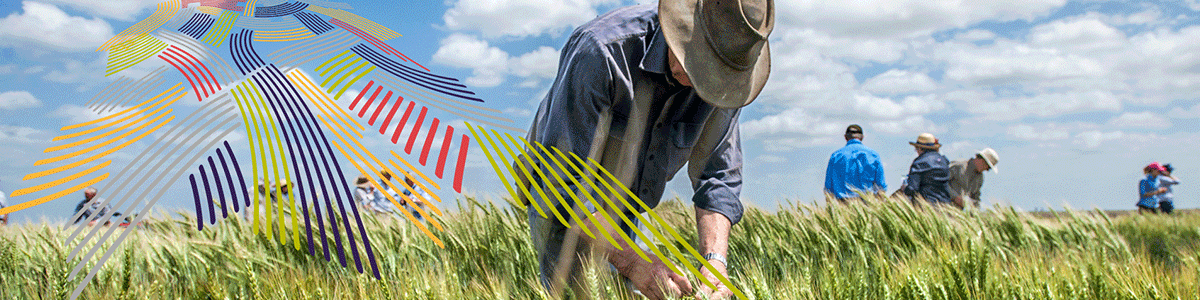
[572,5,657,44]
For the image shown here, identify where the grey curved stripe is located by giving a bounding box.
[237,17,302,30]
[105,73,166,113]
[375,71,504,115]
[63,97,234,238]
[375,75,524,132]
[69,125,240,300]
[267,29,344,59]
[155,31,239,86]
[93,67,165,111]
[275,33,354,68]
[85,77,127,108]
[66,113,239,271]
[164,7,197,29]
[303,0,353,9]
[280,38,356,71]
[98,67,166,113]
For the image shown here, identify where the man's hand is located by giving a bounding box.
[613,251,693,300]
[698,260,732,299]
[951,196,965,209]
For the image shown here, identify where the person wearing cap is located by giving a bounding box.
[517,0,773,298]
[1157,164,1179,214]
[73,187,117,225]
[824,124,887,202]
[354,175,392,215]
[948,148,999,209]
[900,133,953,205]
[1138,163,1168,213]
[0,188,9,225]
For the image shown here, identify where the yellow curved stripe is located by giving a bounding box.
[243,0,256,17]
[36,109,174,165]
[9,161,111,197]
[464,124,522,208]
[256,27,309,35]
[321,56,360,87]
[578,153,741,297]
[315,50,351,76]
[250,82,302,248]
[253,33,314,42]
[196,6,223,16]
[232,83,266,235]
[285,70,364,137]
[98,0,179,51]
[475,126,549,218]
[384,159,441,203]
[23,115,174,181]
[387,151,441,191]
[491,129,570,227]
[0,173,109,215]
[306,6,399,40]
[45,89,180,152]
[55,84,183,140]
[510,135,612,243]
[542,144,651,261]
[59,84,182,132]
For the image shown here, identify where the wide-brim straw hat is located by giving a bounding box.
[908,133,941,150]
[355,175,371,189]
[660,0,774,109]
[977,148,999,173]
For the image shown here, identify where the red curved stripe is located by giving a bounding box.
[454,134,469,192]
[404,106,427,154]
[379,96,403,135]
[171,46,221,92]
[390,101,414,144]
[419,118,439,165]
[164,48,212,97]
[329,18,412,64]
[349,81,374,110]
[368,91,392,126]
[159,54,204,101]
[436,126,453,178]
[358,86,382,117]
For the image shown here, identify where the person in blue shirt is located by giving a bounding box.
[1158,164,1180,214]
[1139,163,1168,213]
[900,133,953,205]
[824,124,886,202]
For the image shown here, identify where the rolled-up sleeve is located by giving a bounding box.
[689,109,744,224]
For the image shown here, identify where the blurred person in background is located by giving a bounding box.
[824,124,887,202]
[1138,163,1167,214]
[900,133,953,206]
[1157,164,1179,214]
[74,187,117,225]
[948,148,999,209]
[401,176,429,221]
[354,175,392,215]
[0,188,8,225]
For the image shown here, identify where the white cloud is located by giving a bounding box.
[50,104,125,124]
[40,0,160,21]
[1108,112,1171,129]
[42,57,109,91]
[958,29,996,41]
[777,0,1065,38]
[0,125,48,144]
[0,1,113,52]
[966,91,1122,121]
[0,91,42,110]
[442,0,619,38]
[1028,15,1125,51]
[432,34,561,88]
[23,66,45,74]
[0,65,14,74]
[1006,124,1071,141]
[1073,130,1124,149]
[860,69,938,95]
[1168,103,1200,119]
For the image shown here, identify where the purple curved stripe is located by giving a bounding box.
[246,31,266,67]
[255,1,309,18]
[260,66,367,272]
[231,30,264,75]
[179,14,214,39]
[189,174,203,230]
[216,148,241,213]
[199,165,215,225]
[350,44,469,88]
[294,11,333,35]
[353,46,484,103]
[207,157,229,219]
[251,72,317,257]
[223,141,252,209]
[351,45,482,98]
[230,31,250,74]
[350,44,462,83]
[260,74,331,260]
[266,65,381,278]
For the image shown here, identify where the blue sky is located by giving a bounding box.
[1,0,1198,224]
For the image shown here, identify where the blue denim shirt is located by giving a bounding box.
[825,139,887,199]
[521,5,744,224]
[903,151,952,203]
[1139,175,1159,208]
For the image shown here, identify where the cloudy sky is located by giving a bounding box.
[0,0,1197,224]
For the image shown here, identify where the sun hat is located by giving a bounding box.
[908,133,941,150]
[659,0,774,108]
[977,148,999,173]
[355,175,371,189]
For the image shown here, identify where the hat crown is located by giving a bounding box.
[916,133,937,144]
[698,0,774,71]
[978,148,999,165]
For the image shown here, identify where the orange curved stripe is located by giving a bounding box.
[60,84,183,131]
[9,161,111,197]
[0,173,109,215]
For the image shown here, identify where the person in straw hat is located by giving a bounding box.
[353,175,391,215]
[900,133,953,205]
[517,0,774,298]
[948,148,999,209]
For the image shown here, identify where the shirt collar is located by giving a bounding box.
[639,26,669,75]
[846,139,862,146]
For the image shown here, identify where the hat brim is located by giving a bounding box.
[909,142,941,150]
[659,0,771,109]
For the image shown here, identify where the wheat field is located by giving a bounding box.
[1,196,1197,299]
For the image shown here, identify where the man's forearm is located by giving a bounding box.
[696,207,731,261]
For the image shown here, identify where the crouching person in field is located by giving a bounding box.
[948,148,999,209]
[518,0,774,299]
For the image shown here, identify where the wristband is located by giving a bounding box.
[702,253,727,267]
